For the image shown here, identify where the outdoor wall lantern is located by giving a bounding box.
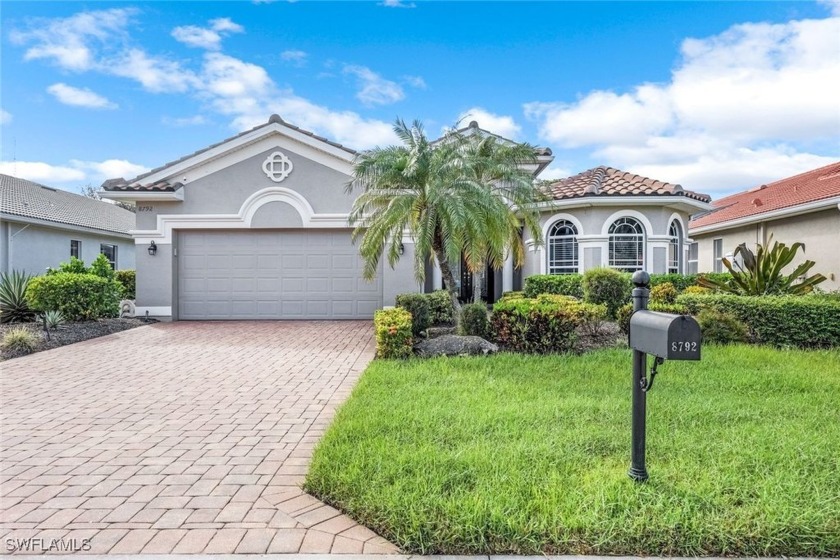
[398,242,405,255]
[626,271,702,482]
[148,240,157,256]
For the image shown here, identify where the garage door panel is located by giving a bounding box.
[178,230,382,320]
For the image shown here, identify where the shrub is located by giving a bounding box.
[26,273,122,321]
[577,302,608,336]
[582,268,631,318]
[617,303,633,335]
[682,285,711,295]
[374,308,413,359]
[427,290,455,326]
[395,293,431,336]
[500,291,525,301]
[1,326,38,355]
[696,308,748,345]
[89,254,116,280]
[0,271,35,324]
[115,270,136,300]
[523,274,584,298]
[491,295,599,354]
[677,293,840,348]
[459,303,489,338]
[648,273,697,292]
[650,282,678,304]
[47,256,87,275]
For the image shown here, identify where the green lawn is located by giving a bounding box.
[305,345,840,556]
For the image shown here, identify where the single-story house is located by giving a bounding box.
[1,174,136,276]
[101,115,711,321]
[689,162,840,291]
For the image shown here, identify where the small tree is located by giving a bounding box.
[699,236,826,295]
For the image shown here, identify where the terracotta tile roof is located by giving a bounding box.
[1,174,135,235]
[689,161,840,229]
[542,166,711,202]
[102,114,357,191]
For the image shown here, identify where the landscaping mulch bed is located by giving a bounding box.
[0,318,154,361]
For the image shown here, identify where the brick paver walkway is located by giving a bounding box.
[0,321,398,554]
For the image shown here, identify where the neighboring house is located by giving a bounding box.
[1,174,136,276]
[100,115,711,321]
[689,162,840,291]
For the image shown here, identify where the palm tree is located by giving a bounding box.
[347,119,545,315]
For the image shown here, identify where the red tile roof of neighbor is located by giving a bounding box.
[542,166,712,202]
[689,161,840,229]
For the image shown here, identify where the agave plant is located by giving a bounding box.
[699,237,826,295]
[41,310,65,330]
[0,271,35,323]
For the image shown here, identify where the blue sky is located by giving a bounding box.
[1,1,838,197]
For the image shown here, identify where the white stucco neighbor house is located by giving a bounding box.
[101,115,712,321]
[1,174,136,275]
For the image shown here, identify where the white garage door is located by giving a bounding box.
[178,230,382,320]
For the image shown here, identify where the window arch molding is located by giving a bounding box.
[607,216,646,272]
[599,209,654,236]
[540,213,584,274]
[667,215,685,274]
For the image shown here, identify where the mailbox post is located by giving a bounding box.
[627,271,702,482]
[628,271,651,482]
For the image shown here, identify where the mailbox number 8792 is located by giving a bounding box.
[672,341,698,352]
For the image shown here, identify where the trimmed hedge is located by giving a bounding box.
[677,293,840,348]
[395,293,431,336]
[696,308,749,344]
[491,294,604,354]
[617,301,690,335]
[649,272,732,291]
[374,308,414,359]
[459,303,489,337]
[650,282,677,304]
[427,290,455,325]
[26,272,121,321]
[115,270,136,300]
[583,268,631,318]
[524,274,584,298]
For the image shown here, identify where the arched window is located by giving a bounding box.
[668,220,683,274]
[608,217,645,272]
[547,220,578,274]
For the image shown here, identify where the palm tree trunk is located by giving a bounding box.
[432,233,461,322]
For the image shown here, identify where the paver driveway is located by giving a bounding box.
[0,321,398,554]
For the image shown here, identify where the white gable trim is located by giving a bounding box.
[133,123,355,187]
[130,186,349,244]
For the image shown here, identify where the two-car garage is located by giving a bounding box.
[177,230,382,320]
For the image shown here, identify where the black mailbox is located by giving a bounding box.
[629,310,702,361]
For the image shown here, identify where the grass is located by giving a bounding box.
[305,345,840,556]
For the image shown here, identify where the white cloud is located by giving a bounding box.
[172,18,243,50]
[343,65,405,106]
[403,75,426,89]
[0,158,148,185]
[0,109,11,125]
[106,49,197,93]
[525,14,840,193]
[10,8,135,71]
[162,115,207,127]
[818,0,840,16]
[47,83,117,109]
[537,163,573,182]
[280,49,308,66]
[380,0,416,7]
[457,107,522,139]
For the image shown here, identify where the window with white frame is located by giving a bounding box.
[713,238,723,273]
[608,217,645,272]
[687,242,699,274]
[100,244,117,269]
[70,240,81,259]
[547,219,578,274]
[668,220,683,274]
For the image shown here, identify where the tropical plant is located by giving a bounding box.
[699,237,826,295]
[41,310,65,330]
[0,271,35,323]
[89,253,116,280]
[347,119,544,318]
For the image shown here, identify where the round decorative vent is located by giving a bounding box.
[262,151,293,183]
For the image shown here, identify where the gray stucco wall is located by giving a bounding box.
[1,218,135,275]
[692,207,840,291]
[383,242,423,306]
